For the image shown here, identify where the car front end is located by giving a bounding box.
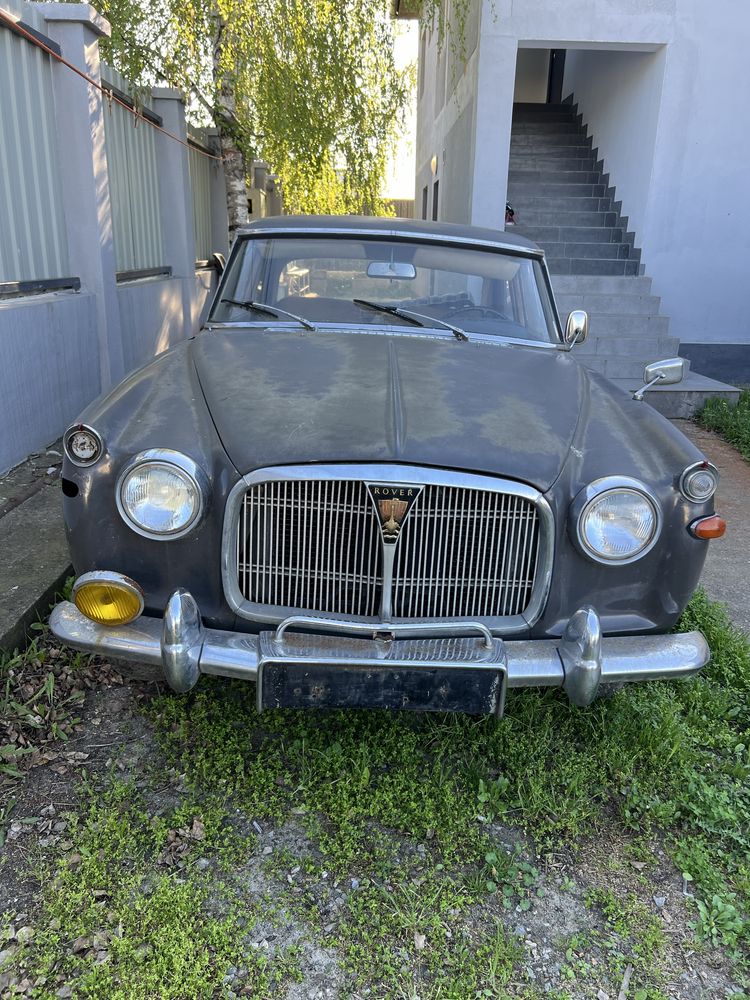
[49,218,723,716]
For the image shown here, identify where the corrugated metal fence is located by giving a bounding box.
[0,0,70,283]
[101,64,165,275]
[187,129,215,261]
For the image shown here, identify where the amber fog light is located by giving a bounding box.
[72,572,144,626]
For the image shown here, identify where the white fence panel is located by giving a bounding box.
[101,63,164,274]
[0,0,69,283]
[187,129,215,262]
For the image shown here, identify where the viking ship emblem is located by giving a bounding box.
[367,484,423,544]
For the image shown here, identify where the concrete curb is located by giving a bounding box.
[0,563,73,653]
[0,482,73,653]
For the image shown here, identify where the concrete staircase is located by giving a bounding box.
[507,102,738,416]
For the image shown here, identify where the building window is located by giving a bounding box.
[432,180,439,222]
[421,185,429,220]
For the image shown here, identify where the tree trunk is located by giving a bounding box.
[219,128,249,239]
[212,12,249,240]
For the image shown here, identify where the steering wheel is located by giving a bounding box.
[442,303,511,321]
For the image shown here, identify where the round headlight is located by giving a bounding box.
[680,463,718,502]
[575,479,660,564]
[117,450,206,539]
[64,424,103,466]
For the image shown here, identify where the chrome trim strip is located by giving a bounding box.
[221,464,555,635]
[274,615,494,649]
[115,448,209,541]
[204,321,561,353]
[233,226,545,259]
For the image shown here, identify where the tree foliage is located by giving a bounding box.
[97,0,422,217]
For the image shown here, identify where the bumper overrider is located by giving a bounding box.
[49,588,710,716]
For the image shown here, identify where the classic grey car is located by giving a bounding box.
[50,216,725,716]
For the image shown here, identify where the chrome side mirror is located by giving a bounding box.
[564,310,588,346]
[632,357,687,400]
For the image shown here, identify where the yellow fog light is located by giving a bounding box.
[72,572,144,626]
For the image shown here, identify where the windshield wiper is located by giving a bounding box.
[353,298,469,342]
[220,298,316,331]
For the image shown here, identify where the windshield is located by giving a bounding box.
[209,235,559,343]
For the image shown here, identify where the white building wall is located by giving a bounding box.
[562,48,666,245]
[514,49,549,103]
[415,0,750,346]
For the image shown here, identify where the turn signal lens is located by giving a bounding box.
[72,573,144,626]
[689,515,727,540]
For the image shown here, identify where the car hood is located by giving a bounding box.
[191,328,585,491]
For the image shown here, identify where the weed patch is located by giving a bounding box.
[2,589,749,996]
[698,389,750,461]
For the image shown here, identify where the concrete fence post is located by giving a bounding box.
[41,2,125,388]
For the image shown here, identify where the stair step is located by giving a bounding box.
[511,122,586,135]
[510,140,594,154]
[511,133,593,148]
[555,291,661,315]
[584,335,679,356]
[512,110,580,123]
[508,169,602,185]
[576,356,676,379]
[547,258,640,276]
[607,373,740,419]
[585,314,669,336]
[510,195,614,213]
[539,241,634,260]
[509,182,607,198]
[512,210,619,228]
[518,225,626,244]
[513,102,572,113]
[509,155,598,172]
[552,274,653,295]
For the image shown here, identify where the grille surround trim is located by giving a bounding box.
[221,464,554,635]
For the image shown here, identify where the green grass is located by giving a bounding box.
[698,389,750,461]
[3,778,301,998]
[3,589,750,996]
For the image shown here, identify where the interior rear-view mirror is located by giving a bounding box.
[367,261,417,280]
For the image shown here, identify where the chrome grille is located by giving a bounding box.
[237,480,383,616]
[234,477,542,622]
[392,486,540,619]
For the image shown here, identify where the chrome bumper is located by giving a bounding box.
[49,591,710,713]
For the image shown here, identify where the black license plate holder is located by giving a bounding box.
[256,632,507,716]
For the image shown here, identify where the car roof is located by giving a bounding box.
[237,215,543,256]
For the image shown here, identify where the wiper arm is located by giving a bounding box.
[353,298,468,342]
[220,298,316,331]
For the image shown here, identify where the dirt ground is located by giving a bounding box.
[1,664,743,999]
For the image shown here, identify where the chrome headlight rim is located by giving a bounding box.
[63,423,104,468]
[679,461,718,503]
[571,475,662,566]
[116,449,208,541]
